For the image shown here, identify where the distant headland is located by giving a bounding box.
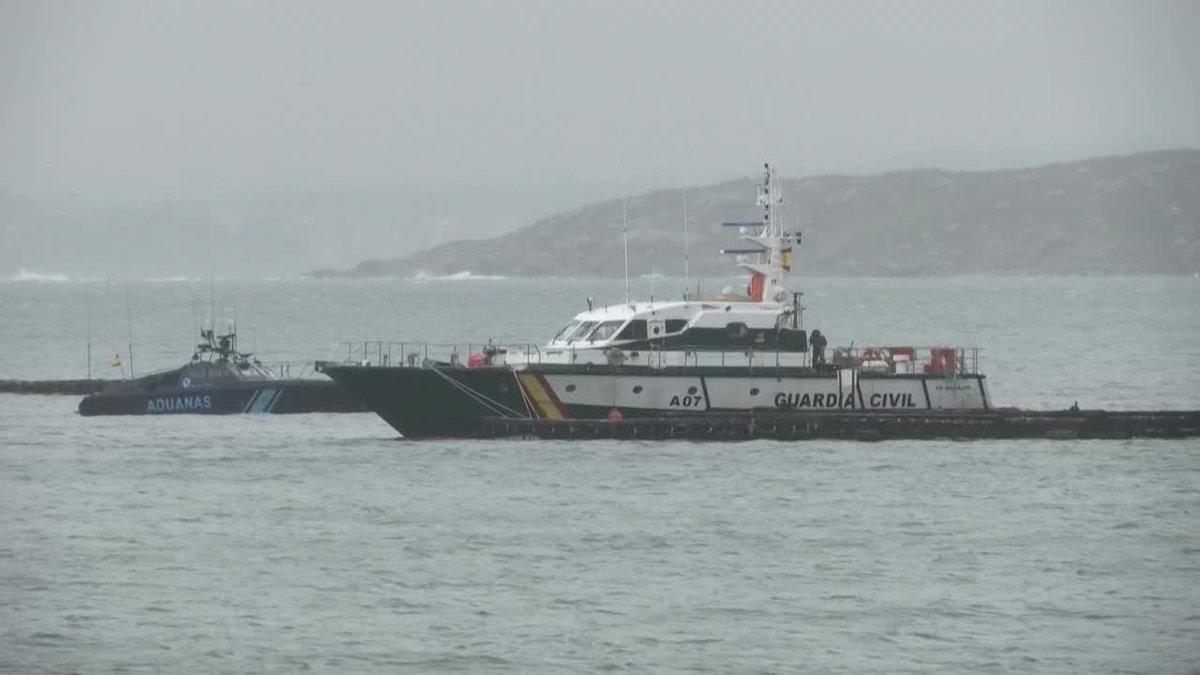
[311,149,1199,278]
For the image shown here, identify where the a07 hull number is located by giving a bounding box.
[669,394,704,408]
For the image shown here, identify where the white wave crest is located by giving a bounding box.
[412,270,508,281]
[10,269,72,282]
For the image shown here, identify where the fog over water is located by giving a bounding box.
[2,1,1198,277]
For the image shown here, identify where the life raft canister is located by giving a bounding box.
[747,272,766,302]
[924,347,958,374]
[861,347,885,361]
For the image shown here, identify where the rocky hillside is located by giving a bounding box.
[318,149,1200,277]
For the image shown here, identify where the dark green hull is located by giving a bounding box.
[319,366,528,437]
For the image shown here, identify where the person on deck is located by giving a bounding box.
[810,329,827,368]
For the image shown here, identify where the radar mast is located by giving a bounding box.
[726,163,798,302]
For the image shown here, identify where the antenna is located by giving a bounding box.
[209,272,216,336]
[85,289,92,380]
[124,285,135,379]
[682,185,690,300]
[621,161,630,304]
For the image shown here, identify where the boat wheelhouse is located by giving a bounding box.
[513,297,807,367]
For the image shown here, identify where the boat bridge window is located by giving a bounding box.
[552,322,581,342]
[566,321,599,343]
[587,320,625,342]
[665,319,688,334]
[616,319,647,340]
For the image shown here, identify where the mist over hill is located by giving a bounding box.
[0,181,617,280]
[320,149,1200,278]
[4,150,1196,280]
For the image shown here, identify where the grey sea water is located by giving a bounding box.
[1,275,1199,671]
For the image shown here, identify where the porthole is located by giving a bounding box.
[632,385,643,394]
[750,388,760,396]
[652,326,661,335]
[565,384,576,393]
[687,386,698,395]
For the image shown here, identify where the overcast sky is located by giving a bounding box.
[2,0,1198,203]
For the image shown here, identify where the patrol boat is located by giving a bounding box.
[319,163,991,438]
[78,328,367,416]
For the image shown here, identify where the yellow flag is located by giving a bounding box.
[110,353,122,368]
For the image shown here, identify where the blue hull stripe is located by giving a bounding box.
[243,389,262,413]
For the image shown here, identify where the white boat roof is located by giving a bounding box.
[570,299,787,323]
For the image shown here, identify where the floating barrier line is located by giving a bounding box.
[476,409,1200,441]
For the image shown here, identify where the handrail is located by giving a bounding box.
[325,339,983,375]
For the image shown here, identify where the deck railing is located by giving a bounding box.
[328,341,545,368]
[323,340,982,376]
[260,361,321,379]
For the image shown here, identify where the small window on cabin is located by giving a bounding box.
[726,322,749,338]
[616,319,647,340]
[665,319,688,334]
[566,321,598,343]
[587,320,625,342]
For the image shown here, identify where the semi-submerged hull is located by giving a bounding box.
[78,379,367,416]
[320,364,990,438]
